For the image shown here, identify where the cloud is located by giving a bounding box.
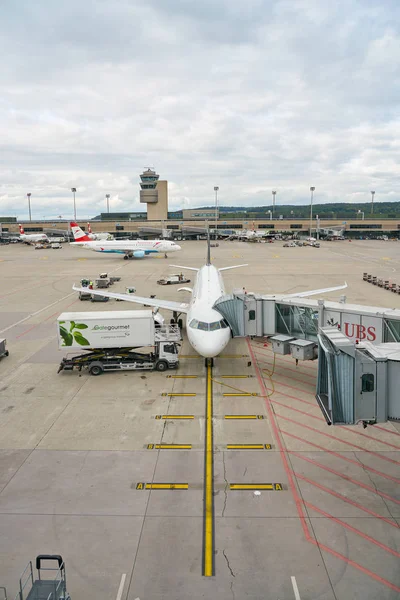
[0,0,399,217]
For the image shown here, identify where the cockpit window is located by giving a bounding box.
[189,318,229,332]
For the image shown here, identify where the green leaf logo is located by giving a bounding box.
[74,323,88,329]
[59,325,73,346]
[73,331,90,346]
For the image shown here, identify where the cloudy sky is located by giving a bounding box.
[1,0,400,219]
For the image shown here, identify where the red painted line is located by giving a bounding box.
[262,374,318,397]
[276,413,400,466]
[254,352,317,381]
[262,385,316,407]
[271,399,324,421]
[309,539,400,594]
[338,424,400,451]
[280,429,400,484]
[291,451,400,506]
[374,425,400,439]
[252,342,400,592]
[305,501,400,558]
[15,298,79,339]
[247,339,313,541]
[295,473,399,528]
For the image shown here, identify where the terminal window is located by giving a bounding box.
[350,224,382,229]
[290,224,302,229]
[258,224,275,229]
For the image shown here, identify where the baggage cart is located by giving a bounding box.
[95,279,110,289]
[15,555,70,600]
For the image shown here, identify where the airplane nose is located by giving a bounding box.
[188,330,230,358]
[175,245,182,251]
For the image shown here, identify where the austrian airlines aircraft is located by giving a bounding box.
[69,222,181,259]
[18,225,48,243]
[73,233,347,358]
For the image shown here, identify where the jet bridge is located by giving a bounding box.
[213,293,400,344]
[213,292,400,426]
[316,327,400,425]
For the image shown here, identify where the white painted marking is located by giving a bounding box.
[0,261,128,334]
[253,491,261,496]
[0,292,76,334]
[291,576,301,600]
[116,573,126,600]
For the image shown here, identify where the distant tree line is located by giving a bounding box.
[176,201,400,220]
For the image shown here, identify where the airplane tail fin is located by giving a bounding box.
[19,224,25,234]
[70,222,91,242]
[206,226,211,266]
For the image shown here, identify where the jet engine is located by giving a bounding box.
[133,250,145,258]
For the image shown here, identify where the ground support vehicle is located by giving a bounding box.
[0,339,9,359]
[157,274,191,285]
[58,340,179,375]
[57,311,180,374]
[95,278,110,288]
[12,555,70,600]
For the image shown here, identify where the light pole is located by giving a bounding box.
[272,190,276,217]
[358,209,364,220]
[371,190,375,215]
[27,193,32,221]
[309,186,315,236]
[71,188,77,221]
[106,194,110,213]
[214,186,219,241]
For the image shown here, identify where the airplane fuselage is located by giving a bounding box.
[70,239,181,256]
[21,234,48,243]
[185,265,231,358]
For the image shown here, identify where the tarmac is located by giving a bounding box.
[0,239,399,600]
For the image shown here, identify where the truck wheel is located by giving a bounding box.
[89,364,103,376]
[5,351,9,357]
[124,255,129,260]
[167,281,171,284]
[155,360,168,372]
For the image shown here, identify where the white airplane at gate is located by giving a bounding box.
[87,223,113,241]
[18,224,48,244]
[69,222,181,259]
[73,234,347,359]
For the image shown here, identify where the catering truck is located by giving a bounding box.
[57,310,180,375]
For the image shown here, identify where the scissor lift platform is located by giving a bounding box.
[15,555,70,600]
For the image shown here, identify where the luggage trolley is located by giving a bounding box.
[15,555,70,600]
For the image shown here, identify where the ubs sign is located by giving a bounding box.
[323,311,382,344]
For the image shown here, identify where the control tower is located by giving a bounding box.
[139,168,168,221]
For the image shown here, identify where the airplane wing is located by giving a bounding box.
[218,264,248,272]
[72,285,190,313]
[280,282,347,299]
[169,264,199,272]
